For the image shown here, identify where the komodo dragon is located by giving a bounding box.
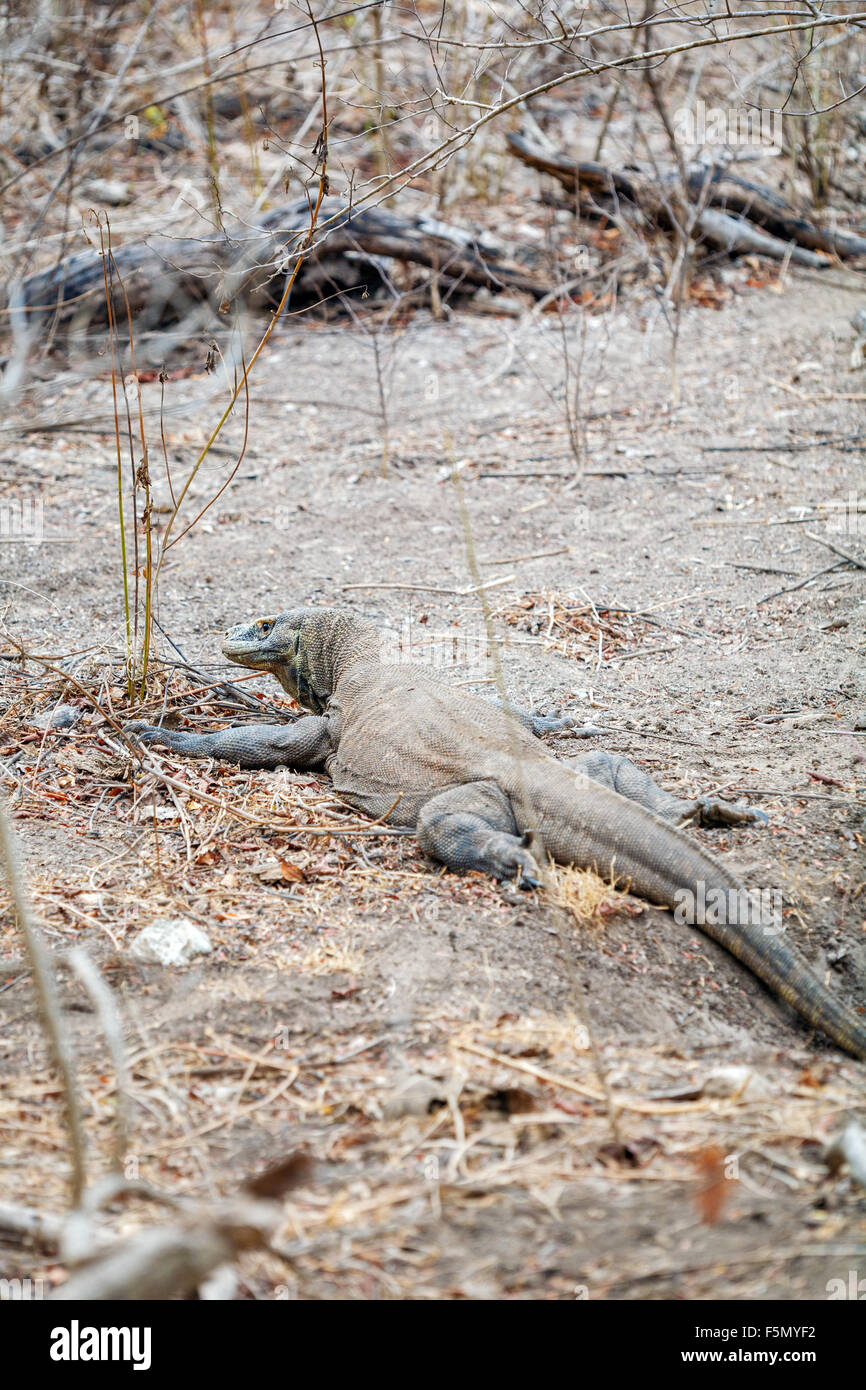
[127,607,866,1060]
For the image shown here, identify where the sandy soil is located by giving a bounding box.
[1,271,864,1299]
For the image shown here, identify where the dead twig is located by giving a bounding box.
[805,532,866,570]
[66,948,131,1173]
[0,794,87,1203]
[757,560,847,605]
[50,1198,281,1301]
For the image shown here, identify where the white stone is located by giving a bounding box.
[84,178,130,206]
[130,917,212,966]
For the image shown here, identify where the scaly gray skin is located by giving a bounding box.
[126,607,866,1060]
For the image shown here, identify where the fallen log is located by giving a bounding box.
[683,166,866,260]
[5,196,548,345]
[506,132,866,265]
[694,208,829,268]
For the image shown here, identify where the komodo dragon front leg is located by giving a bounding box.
[124,716,333,770]
[567,749,768,828]
[489,699,604,739]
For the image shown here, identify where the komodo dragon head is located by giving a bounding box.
[222,607,380,712]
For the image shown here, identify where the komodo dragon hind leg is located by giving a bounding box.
[124,715,333,770]
[568,750,769,828]
[416,781,541,887]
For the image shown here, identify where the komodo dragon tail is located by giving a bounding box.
[531,771,866,1060]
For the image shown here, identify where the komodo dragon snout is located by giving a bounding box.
[222,609,355,715]
[124,604,866,1060]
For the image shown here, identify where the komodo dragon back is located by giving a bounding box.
[212,606,865,1060]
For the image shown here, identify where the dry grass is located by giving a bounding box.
[500,590,663,663]
[555,862,644,929]
[2,981,862,1296]
[299,940,365,977]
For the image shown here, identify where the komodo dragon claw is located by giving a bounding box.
[486,833,541,889]
[690,795,770,828]
[529,713,608,738]
[124,720,171,747]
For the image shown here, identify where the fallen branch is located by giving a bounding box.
[805,532,866,570]
[696,208,827,269]
[507,133,866,267]
[0,1201,66,1250]
[8,196,548,344]
[757,560,848,604]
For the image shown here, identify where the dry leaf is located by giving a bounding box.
[245,1151,315,1199]
[692,1145,732,1225]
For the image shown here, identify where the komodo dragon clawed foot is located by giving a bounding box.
[679,795,769,829]
[124,720,172,747]
[491,701,604,739]
[124,715,333,768]
[416,781,541,888]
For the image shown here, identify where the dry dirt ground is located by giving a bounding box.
[1,271,865,1299]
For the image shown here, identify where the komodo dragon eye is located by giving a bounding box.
[257,620,274,636]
